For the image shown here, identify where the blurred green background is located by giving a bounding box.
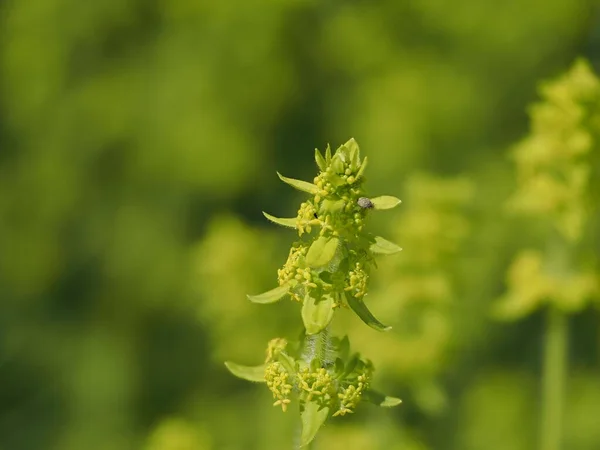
[1,0,600,449]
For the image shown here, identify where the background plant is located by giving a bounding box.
[494,59,600,450]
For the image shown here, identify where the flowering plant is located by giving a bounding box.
[225,138,402,446]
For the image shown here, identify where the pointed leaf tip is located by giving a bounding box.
[224,361,266,382]
[344,138,360,162]
[356,156,368,179]
[379,396,402,407]
[247,284,289,304]
[315,149,327,171]
[262,212,297,229]
[276,172,320,195]
[346,294,392,332]
[364,390,402,407]
[370,236,402,255]
[370,196,402,210]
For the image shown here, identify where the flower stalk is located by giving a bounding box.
[540,306,567,450]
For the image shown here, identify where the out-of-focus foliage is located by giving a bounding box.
[0,0,599,449]
[496,60,600,321]
[335,174,473,416]
[507,60,600,242]
[144,418,212,450]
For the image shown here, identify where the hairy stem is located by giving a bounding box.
[301,326,332,367]
[293,326,332,450]
[540,306,567,450]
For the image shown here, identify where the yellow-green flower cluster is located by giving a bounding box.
[265,338,288,363]
[263,350,376,417]
[333,372,372,417]
[345,261,369,299]
[276,242,322,302]
[297,201,319,236]
[313,143,366,195]
[277,243,308,288]
[297,367,336,406]
[311,142,370,239]
[253,139,401,334]
[508,59,600,242]
[265,362,293,412]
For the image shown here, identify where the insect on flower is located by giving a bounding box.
[357,197,374,209]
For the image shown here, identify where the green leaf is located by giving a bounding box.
[277,172,319,195]
[262,212,297,229]
[315,149,327,172]
[355,156,368,181]
[224,362,266,382]
[319,199,345,215]
[342,354,360,378]
[345,138,360,171]
[277,352,297,376]
[370,236,403,255]
[302,293,335,335]
[334,358,344,376]
[331,156,344,174]
[247,284,289,304]
[328,173,346,187]
[370,195,402,210]
[345,294,392,332]
[364,390,402,407]
[306,236,339,268]
[300,401,329,447]
[337,335,350,360]
[325,144,332,163]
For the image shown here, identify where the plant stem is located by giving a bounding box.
[302,326,331,367]
[295,326,331,450]
[540,306,567,450]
